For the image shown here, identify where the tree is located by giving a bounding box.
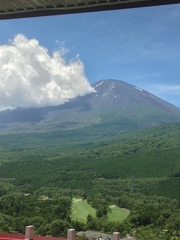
[96,206,108,218]
[48,219,71,237]
[166,211,180,236]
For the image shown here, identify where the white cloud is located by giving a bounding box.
[0,34,94,110]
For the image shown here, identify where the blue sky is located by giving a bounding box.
[0,3,180,108]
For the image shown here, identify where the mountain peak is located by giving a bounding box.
[92,79,144,96]
[0,79,179,134]
[90,79,179,114]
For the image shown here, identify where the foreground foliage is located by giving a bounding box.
[0,123,180,239]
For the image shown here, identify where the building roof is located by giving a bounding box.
[0,0,180,20]
[0,233,67,240]
[77,230,113,239]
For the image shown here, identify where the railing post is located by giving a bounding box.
[113,232,120,240]
[67,229,76,240]
[25,226,34,240]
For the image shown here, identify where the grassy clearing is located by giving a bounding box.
[108,205,130,222]
[71,199,129,223]
[71,198,96,222]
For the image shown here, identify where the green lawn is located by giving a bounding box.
[71,198,129,223]
[108,205,130,222]
[71,198,96,222]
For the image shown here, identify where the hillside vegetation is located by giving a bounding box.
[0,123,180,239]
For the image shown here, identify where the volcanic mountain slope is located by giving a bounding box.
[0,79,180,133]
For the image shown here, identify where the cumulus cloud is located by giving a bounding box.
[0,34,94,110]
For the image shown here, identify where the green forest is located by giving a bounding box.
[0,123,180,240]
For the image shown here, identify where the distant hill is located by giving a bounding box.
[0,123,179,200]
[0,79,180,134]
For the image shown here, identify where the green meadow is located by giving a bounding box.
[71,198,129,223]
[108,205,130,222]
[71,198,96,222]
